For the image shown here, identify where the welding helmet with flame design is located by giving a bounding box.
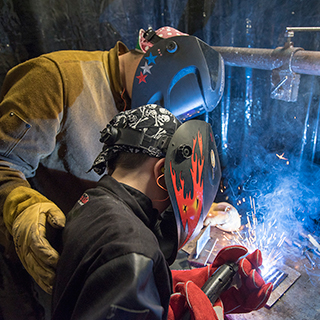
[91,104,221,263]
[164,120,221,250]
[131,31,225,121]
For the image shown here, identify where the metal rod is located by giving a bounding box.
[271,76,288,94]
[203,238,218,265]
[212,46,320,76]
[286,27,320,32]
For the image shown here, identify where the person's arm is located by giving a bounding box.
[0,55,65,178]
[57,253,166,320]
[52,187,172,320]
[0,56,67,293]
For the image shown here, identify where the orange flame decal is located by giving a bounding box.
[170,131,204,247]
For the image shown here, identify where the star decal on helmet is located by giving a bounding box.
[136,52,159,85]
[140,61,153,74]
[145,52,157,65]
[136,71,147,84]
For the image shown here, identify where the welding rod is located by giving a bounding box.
[304,250,316,269]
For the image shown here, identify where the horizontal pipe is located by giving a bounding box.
[291,50,320,75]
[212,46,320,76]
[286,27,320,32]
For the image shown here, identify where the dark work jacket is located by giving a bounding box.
[51,175,172,320]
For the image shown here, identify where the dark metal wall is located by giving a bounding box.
[1,0,320,232]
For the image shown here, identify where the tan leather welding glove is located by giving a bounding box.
[3,186,66,294]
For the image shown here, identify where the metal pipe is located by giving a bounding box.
[286,27,320,32]
[291,50,320,75]
[212,46,320,76]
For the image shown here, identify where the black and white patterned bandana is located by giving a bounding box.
[92,104,181,175]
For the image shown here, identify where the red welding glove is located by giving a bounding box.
[220,249,273,314]
[168,281,224,320]
[169,245,273,318]
[169,245,248,320]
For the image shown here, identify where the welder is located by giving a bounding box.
[51,104,272,320]
[0,26,231,319]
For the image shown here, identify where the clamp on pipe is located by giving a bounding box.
[270,42,304,102]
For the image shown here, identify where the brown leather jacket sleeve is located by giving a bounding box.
[0,56,66,235]
[0,43,129,240]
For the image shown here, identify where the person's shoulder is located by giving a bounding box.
[6,50,107,79]
[41,49,108,64]
[67,184,134,224]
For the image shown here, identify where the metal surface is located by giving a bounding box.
[213,45,320,76]
[187,237,218,268]
[265,264,300,308]
[182,225,218,267]
[194,225,211,259]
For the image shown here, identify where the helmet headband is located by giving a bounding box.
[92,104,181,175]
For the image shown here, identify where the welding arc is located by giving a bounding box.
[263,268,288,291]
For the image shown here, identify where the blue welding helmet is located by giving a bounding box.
[131,35,225,121]
[164,119,221,250]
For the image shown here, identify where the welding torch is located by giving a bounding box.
[182,262,239,320]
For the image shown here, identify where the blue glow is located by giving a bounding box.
[168,66,197,93]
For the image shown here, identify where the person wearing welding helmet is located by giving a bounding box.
[51,104,272,320]
[0,26,232,319]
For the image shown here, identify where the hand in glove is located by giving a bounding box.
[3,186,66,294]
[170,245,272,318]
[220,249,273,314]
[169,245,247,320]
[168,281,224,320]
